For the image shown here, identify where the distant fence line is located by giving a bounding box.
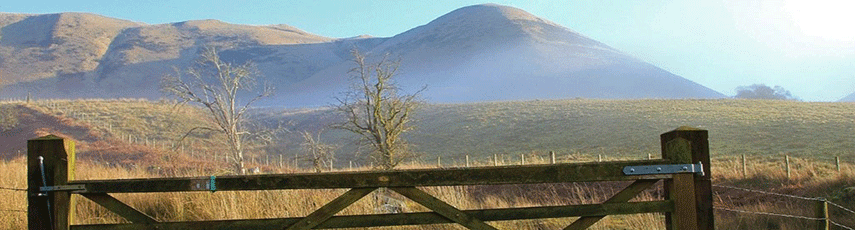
[203,151,851,176]
[80,143,851,178]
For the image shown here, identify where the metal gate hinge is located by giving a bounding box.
[623,162,704,177]
[40,184,87,193]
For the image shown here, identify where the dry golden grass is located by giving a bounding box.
[0,157,27,228]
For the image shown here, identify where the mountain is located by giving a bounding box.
[0,4,724,106]
[841,92,855,102]
[0,13,140,92]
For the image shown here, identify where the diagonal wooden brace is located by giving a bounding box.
[81,193,157,224]
[390,186,498,230]
[284,187,377,230]
[563,179,660,230]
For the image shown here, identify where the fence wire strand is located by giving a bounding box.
[0,209,26,213]
[714,207,824,221]
[829,200,855,216]
[831,220,855,230]
[713,184,820,201]
[714,184,855,216]
[0,186,26,192]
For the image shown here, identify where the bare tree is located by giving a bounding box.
[333,49,424,170]
[161,47,272,174]
[300,130,336,173]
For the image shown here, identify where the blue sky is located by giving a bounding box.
[3,0,854,101]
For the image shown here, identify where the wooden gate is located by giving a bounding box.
[27,127,713,229]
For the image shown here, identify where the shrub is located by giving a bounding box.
[734,84,798,100]
[0,104,19,131]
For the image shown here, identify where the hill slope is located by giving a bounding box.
[256,99,855,165]
[841,92,855,102]
[2,98,854,169]
[0,13,140,87]
[290,4,724,105]
[0,4,723,106]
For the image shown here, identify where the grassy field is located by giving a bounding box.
[264,99,855,167]
[1,98,854,229]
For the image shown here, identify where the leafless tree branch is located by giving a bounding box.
[160,46,273,174]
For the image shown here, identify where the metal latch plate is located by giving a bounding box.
[623,162,704,176]
[40,184,86,192]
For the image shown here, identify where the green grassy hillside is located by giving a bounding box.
[3,98,854,168]
[266,99,855,166]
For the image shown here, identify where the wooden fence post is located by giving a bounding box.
[741,154,747,179]
[661,127,712,230]
[835,156,840,172]
[549,151,556,164]
[785,155,790,180]
[493,154,498,166]
[465,155,470,167]
[28,135,75,230]
[520,154,525,165]
[816,198,829,230]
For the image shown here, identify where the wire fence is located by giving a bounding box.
[1,209,26,213]
[0,186,26,192]
[0,186,27,214]
[713,184,822,201]
[833,221,855,230]
[713,184,855,230]
[714,206,823,221]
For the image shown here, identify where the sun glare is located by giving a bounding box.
[784,0,855,42]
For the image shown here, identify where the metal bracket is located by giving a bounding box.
[623,161,704,177]
[40,184,87,193]
[190,176,216,192]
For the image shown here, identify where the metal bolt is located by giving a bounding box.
[629,168,635,172]
[656,167,662,171]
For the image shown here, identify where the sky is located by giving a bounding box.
[3,0,854,101]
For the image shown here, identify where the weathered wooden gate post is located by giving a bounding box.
[661,127,713,230]
[28,135,75,230]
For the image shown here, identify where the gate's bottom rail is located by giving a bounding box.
[70,201,672,230]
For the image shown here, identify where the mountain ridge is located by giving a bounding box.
[0,4,725,106]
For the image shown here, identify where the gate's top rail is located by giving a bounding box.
[68,159,673,194]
